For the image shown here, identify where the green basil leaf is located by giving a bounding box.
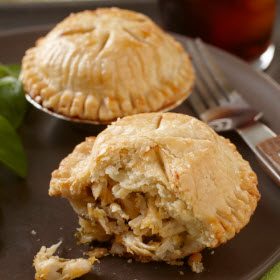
[0,115,27,178]
[261,262,280,280]
[0,76,27,128]
[0,64,12,78]
[6,64,21,78]
[0,64,20,78]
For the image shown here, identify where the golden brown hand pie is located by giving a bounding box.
[49,113,260,265]
[20,8,194,123]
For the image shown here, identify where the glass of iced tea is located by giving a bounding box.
[159,0,276,69]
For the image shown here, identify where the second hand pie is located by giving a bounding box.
[20,8,195,123]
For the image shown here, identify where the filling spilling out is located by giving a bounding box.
[69,148,207,263]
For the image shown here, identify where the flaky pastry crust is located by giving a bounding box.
[50,113,260,263]
[21,8,194,123]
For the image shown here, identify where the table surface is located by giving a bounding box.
[0,0,280,83]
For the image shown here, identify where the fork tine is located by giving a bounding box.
[186,40,217,109]
[186,39,228,107]
[195,39,233,100]
[188,89,208,116]
[189,40,227,105]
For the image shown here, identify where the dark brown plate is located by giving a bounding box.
[0,24,280,280]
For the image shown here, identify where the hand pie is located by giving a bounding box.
[49,113,260,264]
[20,8,194,123]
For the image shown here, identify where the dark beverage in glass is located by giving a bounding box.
[159,0,276,62]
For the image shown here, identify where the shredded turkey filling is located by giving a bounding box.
[70,149,206,262]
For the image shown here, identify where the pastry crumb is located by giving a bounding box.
[31,230,37,235]
[179,270,184,275]
[210,250,215,255]
[188,253,204,273]
[87,247,108,259]
[127,258,132,263]
[167,260,184,266]
[33,241,97,280]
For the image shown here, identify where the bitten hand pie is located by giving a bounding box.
[49,113,260,265]
[21,8,194,123]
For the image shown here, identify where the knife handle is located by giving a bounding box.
[237,123,280,187]
[257,136,280,177]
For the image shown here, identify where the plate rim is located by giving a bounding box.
[0,0,156,9]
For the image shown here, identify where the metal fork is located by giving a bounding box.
[186,38,280,186]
